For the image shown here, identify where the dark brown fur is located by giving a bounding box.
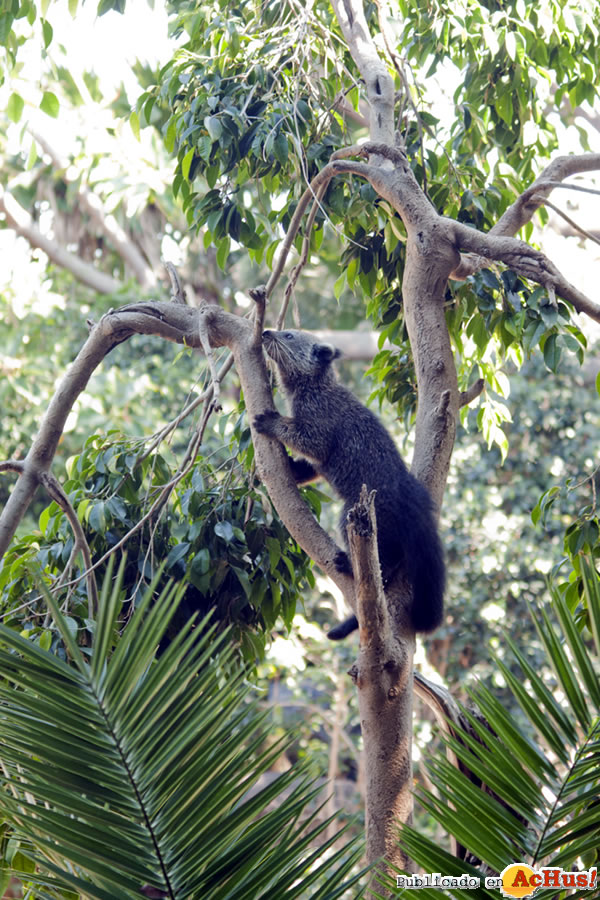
[254,329,445,638]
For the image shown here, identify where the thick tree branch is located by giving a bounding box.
[451,153,600,282]
[0,300,355,611]
[346,487,414,874]
[330,0,395,147]
[0,184,121,295]
[31,130,157,289]
[451,221,600,324]
[491,153,600,237]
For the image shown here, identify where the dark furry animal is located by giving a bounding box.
[253,329,445,639]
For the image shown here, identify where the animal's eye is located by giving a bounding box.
[285,333,293,340]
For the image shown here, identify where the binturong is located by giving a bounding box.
[253,329,445,639]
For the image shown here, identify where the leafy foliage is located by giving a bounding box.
[2,0,600,883]
[400,561,600,897]
[0,424,315,662]
[0,561,368,899]
[129,0,600,459]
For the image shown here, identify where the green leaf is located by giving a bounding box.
[129,109,140,141]
[39,630,52,651]
[334,272,345,301]
[505,31,516,61]
[88,501,106,533]
[216,236,230,270]
[166,542,190,568]
[191,547,210,576]
[214,520,234,542]
[543,333,561,372]
[197,133,212,161]
[7,92,24,123]
[494,90,512,126]
[40,91,60,118]
[164,118,176,153]
[181,146,194,180]
[26,138,37,169]
[273,132,288,165]
[539,301,558,328]
[204,115,223,141]
[205,163,219,188]
[41,18,53,48]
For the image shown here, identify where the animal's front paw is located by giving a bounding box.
[254,410,280,435]
[334,550,353,576]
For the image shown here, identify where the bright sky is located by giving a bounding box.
[0,0,178,322]
[2,0,173,153]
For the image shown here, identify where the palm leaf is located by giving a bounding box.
[0,560,367,898]
[402,563,600,894]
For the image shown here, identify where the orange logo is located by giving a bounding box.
[501,864,539,898]
[499,865,598,896]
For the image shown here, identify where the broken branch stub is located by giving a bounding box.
[345,485,389,647]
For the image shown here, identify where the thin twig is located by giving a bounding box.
[39,401,217,604]
[249,286,268,345]
[533,180,600,198]
[164,261,187,303]
[39,473,98,618]
[265,168,338,300]
[137,353,235,466]
[133,401,215,603]
[277,182,328,329]
[535,195,600,247]
[459,379,485,408]
[198,310,222,410]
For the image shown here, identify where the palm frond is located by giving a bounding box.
[0,559,367,898]
[403,562,600,890]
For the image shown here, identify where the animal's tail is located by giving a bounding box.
[407,531,445,633]
[327,614,358,640]
[327,534,445,639]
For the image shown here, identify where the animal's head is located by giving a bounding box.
[262,329,341,385]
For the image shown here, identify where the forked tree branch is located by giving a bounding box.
[451,221,600,324]
[0,298,355,611]
[451,153,600,280]
[491,153,600,237]
[346,487,414,874]
[39,473,98,618]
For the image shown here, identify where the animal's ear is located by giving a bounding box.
[314,343,342,364]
